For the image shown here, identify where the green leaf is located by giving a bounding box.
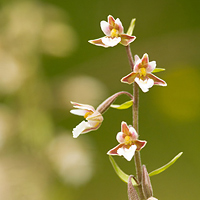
[109,155,138,186]
[152,68,165,73]
[111,100,133,110]
[126,18,136,36]
[149,152,183,177]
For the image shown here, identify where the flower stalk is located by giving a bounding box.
[126,44,144,199]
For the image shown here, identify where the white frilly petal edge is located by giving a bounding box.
[102,37,121,47]
[117,145,137,161]
[135,77,154,93]
[72,120,91,138]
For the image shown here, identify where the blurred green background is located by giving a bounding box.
[0,0,199,199]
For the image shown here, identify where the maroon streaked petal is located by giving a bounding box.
[88,38,109,48]
[147,73,167,86]
[107,143,124,155]
[120,34,136,46]
[121,72,138,84]
[135,140,147,151]
[121,121,130,135]
[108,15,115,26]
[141,53,149,68]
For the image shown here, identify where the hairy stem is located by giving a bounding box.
[125,45,145,200]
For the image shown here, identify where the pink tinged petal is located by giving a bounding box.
[116,131,125,143]
[88,38,109,48]
[147,73,167,86]
[129,126,138,140]
[146,61,156,73]
[70,109,88,116]
[108,15,115,26]
[121,121,130,135]
[102,37,121,47]
[107,143,124,155]
[70,101,95,112]
[120,34,136,46]
[72,120,90,138]
[115,18,124,34]
[117,145,137,161]
[135,77,154,93]
[135,140,147,151]
[134,55,140,63]
[100,21,111,36]
[121,72,138,84]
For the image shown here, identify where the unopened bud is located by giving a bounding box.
[127,175,139,200]
[96,91,133,114]
[142,165,153,199]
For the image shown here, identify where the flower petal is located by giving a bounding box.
[121,121,130,135]
[102,37,121,47]
[70,101,95,112]
[129,126,138,140]
[100,20,111,36]
[120,34,136,46]
[88,38,109,47]
[117,145,137,161]
[134,55,141,64]
[147,73,167,86]
[107,143,124,155]
[115,18,124,34]
[72,120,90,138]
[116,131,125,143]
[141,53,149,67]
[135,140,147,151]
[108,15,115,26]
[135,77,154,93]
[121,72,138,84]
[70,109,87,116]
[86,111,103,122]
[146,61,156,72]
[82,121,102,134]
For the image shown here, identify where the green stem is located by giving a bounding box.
[125,45,145,200]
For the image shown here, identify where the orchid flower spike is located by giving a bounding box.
[88,15,136,47]
[107,121,146,161]
[121,53,167,92]
[70,102,103,138]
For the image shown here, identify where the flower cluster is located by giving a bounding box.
[70,15,171,200]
